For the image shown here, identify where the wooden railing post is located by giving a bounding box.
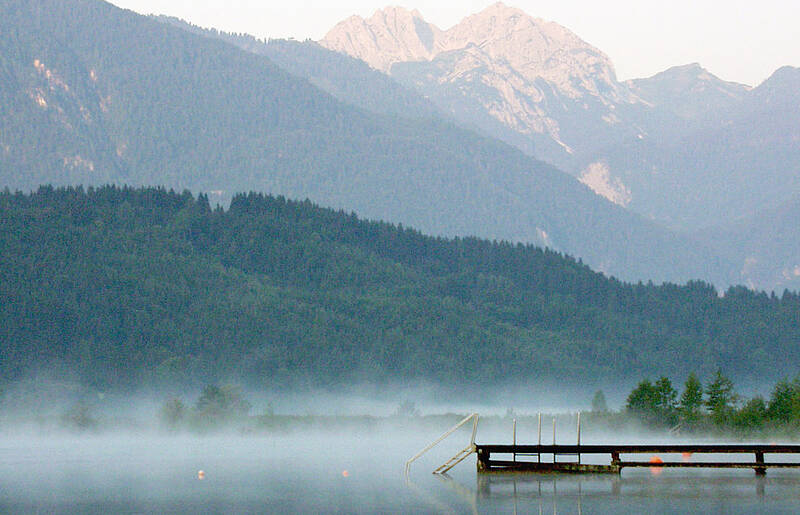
[512,418,516,463]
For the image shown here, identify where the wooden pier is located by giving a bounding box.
[475,444,800,475]
[404,413,800,477]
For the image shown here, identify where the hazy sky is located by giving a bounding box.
[111,0,799,86]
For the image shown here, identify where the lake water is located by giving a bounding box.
[2,429,800,513]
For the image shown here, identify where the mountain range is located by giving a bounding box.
[319,3,800,291]
[2,0,798,291]
[320,3,798,218]
[0,0,738,287]
[321,4,799,231]
[2,0,800,395]
[322,3,640,170]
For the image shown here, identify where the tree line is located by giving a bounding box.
[625,373,800,433]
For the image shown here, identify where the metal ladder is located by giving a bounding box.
[405,413,479,475]
[433,444,477,474]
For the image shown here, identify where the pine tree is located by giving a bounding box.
[654,376,678,423]
[679,373,704,422]
[626,380,657,419]
[705,370,737,424]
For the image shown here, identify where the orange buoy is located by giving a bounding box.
[342,470,349,478]
[649,456,664,476]
[198,470,206,480]
[681,452,692,462]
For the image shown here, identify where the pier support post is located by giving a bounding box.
[611,451,621,473]
[477,448,490,472]
[577,412,581,464]
[755,451,766,476]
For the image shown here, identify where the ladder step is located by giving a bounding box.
[433,445,475,474]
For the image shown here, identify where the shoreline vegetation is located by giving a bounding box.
[4,373,800,440]
[147,372,800,439]
[621,371,800,438]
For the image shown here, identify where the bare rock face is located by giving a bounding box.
[321,3,627,97]
[321,3,644,175]
[435,3,633,103]
[321,7,443,73]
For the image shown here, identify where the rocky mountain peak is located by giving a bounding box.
[445,3,627,102]
[753,66,800,96]
[321,6,442,72]
[442,2,574,53]
[322,4,629,101]
[320,4,647,173]
[631,62,741,89]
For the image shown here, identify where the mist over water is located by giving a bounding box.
[3,404,800,514]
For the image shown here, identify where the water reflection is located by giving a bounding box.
[421,472,786,514]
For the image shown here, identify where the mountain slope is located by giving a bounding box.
[696,195,800,292]
[604,66,800,229]
[0,0,733,285]
[155,16,442,121]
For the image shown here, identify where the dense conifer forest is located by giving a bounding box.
[1,186,799,391]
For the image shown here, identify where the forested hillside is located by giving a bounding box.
[1,186,798,390]
[0,0,735,286]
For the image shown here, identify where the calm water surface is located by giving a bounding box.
[2,431,800,513]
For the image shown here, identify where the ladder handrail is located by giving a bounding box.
[405,413,478,475]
